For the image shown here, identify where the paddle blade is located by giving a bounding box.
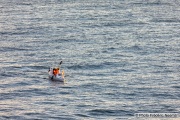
[59,61,63,65]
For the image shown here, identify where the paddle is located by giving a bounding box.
[59,61,63,66]
[59,61,63,75]
[59,61,63,69]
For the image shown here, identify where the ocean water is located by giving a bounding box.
[0,0,180,119]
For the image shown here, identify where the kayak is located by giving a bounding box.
[48,67,65,82]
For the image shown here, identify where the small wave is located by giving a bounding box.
[14,88,53,97]
[67,63,104,70]
[16,2,32,6]
[0,31,29,35]
[0,115,25,120]
[25,65,47,70]
[152,18,180,23]
[0,92,25,100]
[132,1,171,6]
[123,45,142,54]
[80,83,102,90]
[67,65,84,70]
[171,86,180,89]
[151,92,176,99]
[1,71,25,77]
[88,109,134,116]
[51,38,82,43]
[67,61,117,71]
[99,21,147,28]
[0,47,28,52]
[129,45,142,51]
[74,114,89,118]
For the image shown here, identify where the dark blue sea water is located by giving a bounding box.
[0,0,180,119]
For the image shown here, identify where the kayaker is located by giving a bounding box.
[53,68,60,76]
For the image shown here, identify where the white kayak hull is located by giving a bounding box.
[49,74,65,82]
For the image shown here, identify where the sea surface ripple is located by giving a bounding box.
[0,0,180,120]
